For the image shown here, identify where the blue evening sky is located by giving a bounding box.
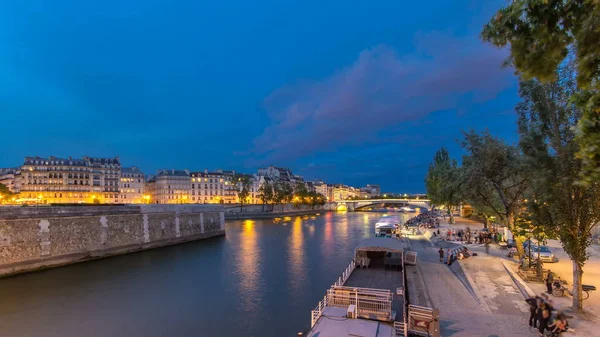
[0,0,519,192]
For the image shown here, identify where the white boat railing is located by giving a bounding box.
[326,287,393,321]
[311,294,328,327]
[310,260,356,327]
[333,260,356,287]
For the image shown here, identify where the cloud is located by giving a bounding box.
[246,33,514,165]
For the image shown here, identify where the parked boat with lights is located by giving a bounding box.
[375,215,400,237]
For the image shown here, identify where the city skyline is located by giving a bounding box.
[0,0,519,192]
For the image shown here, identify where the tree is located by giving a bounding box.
[0,183,10,203]
[294,182,308,209]
[481,0,600,183]
[257,180,273,212]
[460,131,529,231]
[516,64,600,311]
[236,175,252,212]
[425,147,461,223]
[280,181,294,211]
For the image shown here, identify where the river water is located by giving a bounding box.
[0,211,418,337]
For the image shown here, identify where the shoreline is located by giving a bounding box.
[224,209,326,220]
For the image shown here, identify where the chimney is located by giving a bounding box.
[204,169,208,174]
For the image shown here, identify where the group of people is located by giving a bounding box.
[526,292,569,336]
[438,246,473,265]
[405,211,440,228]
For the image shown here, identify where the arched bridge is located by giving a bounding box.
[334,199,431,212]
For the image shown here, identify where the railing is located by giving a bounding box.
[333,260,356,287]
[311,294,328,327]
[408,305,436,336]
[310,260,355,328]
[326,287,393,321]
[394,321,407,337]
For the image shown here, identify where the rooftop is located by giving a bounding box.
[308,308,394,337]
[156,169,190,177]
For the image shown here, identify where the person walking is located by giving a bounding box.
[525,296,540,328]
[545,270,554,294]
[438,248,444,263]
[537,308,550,335]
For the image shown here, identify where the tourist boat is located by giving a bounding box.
[304,238,439,337]
[375,215,400,237]
[399,207,415,212]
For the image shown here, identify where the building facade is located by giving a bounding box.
[0,168,19,193]
[19,156,121,204]
[190,170,237,204]
[119,166,146,204]
[329,184,360,201]
[150,169,191,204]
[311,180,328,198]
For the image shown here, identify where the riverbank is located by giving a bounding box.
[224,209,324,220]
[0,205,225,278]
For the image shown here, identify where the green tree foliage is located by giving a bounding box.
[481,0,600,182]
[281,182,294,206]
[517,65,600,311]
[460,131,529,230]
[0,183,13,203]
[293,182,309,209]
[235,175,252,212]
[257,180,274,211]
[424,147,461,223]
[273,181,293,211]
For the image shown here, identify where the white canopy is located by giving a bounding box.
[355,237,406,253]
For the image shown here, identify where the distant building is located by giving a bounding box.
[19,156,121,204]
[257,165,304,184]
[311,180,328,198]
[362,184,381,198]
[119,166,146,204]
[151,169,190,204]
[329,184,360,201]
[0,168,19,193]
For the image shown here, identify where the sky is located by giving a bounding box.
[0,0,520,193]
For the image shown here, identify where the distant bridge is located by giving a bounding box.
[333,199,431,212]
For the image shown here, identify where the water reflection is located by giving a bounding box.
[288,217,306,295]
[238,219,260,311]
[0,211,412,337]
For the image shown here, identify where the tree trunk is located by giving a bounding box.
[573,261,584,312]
[446,204,454,224]
[506,209,515,230]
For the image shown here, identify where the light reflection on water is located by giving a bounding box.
[288,217,307,297]
[238,219,259,312]
[0,211,420,337]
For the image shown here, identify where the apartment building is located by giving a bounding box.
[19,156,121,204]
[119,166,146,204]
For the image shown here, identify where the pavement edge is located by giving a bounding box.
[502,261,536,299]
[456,260,492,314]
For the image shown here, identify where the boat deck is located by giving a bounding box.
[344,266,404,321]
[308,308,395,337]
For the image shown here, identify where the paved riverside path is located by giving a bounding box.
[409,234,538,337]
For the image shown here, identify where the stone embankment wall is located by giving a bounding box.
[0,205,225,277]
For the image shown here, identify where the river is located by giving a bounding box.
[0,211,419,337]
